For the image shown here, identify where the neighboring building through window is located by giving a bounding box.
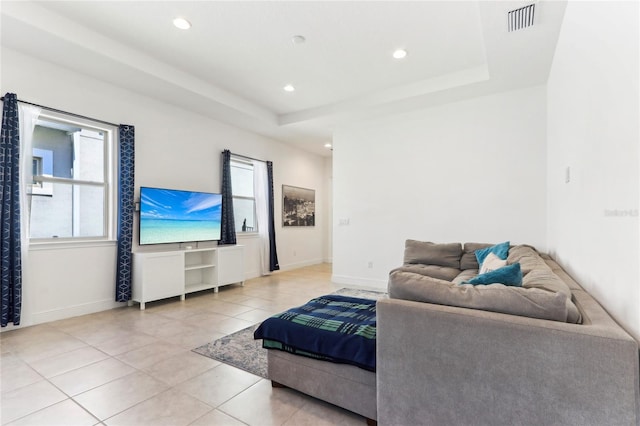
[230,157,256,233]
[31,148,53,196]
[29,113,116,241]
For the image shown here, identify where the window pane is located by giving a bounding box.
[33,123,104,182]
[74,129,105,182]
[30,183,104,239]
[76,185,105,237]
[230,162,254,197]
[233,198,256,232]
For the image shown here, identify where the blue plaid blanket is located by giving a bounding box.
[253,294,377,371]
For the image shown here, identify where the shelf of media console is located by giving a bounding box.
[131,245,244,310]
[185,282,218,294]
[184,263,216,271]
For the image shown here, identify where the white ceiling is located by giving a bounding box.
[0,1,567,156]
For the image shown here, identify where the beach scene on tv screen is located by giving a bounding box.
[140,188,222,245]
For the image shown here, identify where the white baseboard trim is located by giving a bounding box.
[331,274,387,291]
[30,299,125,325]
[278,258,325,271]
[243,259,326,280]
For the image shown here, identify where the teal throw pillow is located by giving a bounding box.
[465,263,523,287]
[475,241,510,266]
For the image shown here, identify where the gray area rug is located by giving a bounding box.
[192,288,387,378]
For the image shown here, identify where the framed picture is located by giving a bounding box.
[282,185,315,227]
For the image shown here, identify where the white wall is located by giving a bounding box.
[2,47,327,328]
[547,2,639,339]
[332,85,547,289]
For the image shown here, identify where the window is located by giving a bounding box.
[230,157,257,233]
[29,113,116,241]
[31,148,53,196]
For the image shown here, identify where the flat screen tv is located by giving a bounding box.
[139,187,222,245]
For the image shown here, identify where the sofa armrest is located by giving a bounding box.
[376,298,640,426]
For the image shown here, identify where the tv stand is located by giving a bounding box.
[132,245,244,310]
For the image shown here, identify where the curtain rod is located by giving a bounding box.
[231,152,268,164]
[1,96,119,128]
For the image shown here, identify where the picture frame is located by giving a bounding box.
[282,185,315,227]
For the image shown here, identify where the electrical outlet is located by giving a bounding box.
[293,250,297,256]
[368,261,373,269]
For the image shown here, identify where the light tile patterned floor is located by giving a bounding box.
[0,263,366,425]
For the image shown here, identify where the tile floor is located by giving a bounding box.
[0,263,366,426]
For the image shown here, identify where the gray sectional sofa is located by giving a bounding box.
[378,240,640,425]
[266,240,640,425]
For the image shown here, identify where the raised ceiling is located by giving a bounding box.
[1,1,567,156]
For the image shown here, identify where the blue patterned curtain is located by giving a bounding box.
[116,125,135,302]
[266,161,279,271]
[219,149,236,245]
[1,93,22,326]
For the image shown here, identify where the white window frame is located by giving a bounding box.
[29,110,117,245]
[230,156,258,234]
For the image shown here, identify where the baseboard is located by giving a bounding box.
[30,299,125,325]
[243,258,325,279]
[278,258,325,271]
[331,274,387,291]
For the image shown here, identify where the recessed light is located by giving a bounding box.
[173,17,191,30]
[324,143,332,149]
[283,84,295,92]
[392,49,408,59]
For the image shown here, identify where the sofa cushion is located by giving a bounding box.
[522,265,582,324]
[392,264,461,282]
[507,245,549,274]
[452,269,478,285]
[522,268,571,298]
[565,298,582,324]
[388,270,572,323]
[465,263,523,287]
[460,243,492,270]
[403,240,462,269]
[543,259,584,291]
[479,252,507,274]
[475,241,510,266]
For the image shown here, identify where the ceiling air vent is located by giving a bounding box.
[508,3,535,32]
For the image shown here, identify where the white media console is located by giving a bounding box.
[132,245,244,310]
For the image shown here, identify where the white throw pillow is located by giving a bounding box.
[479,252,507,274]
